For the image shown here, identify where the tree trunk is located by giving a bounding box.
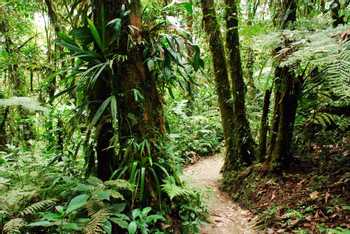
[224,0,256,171]
[0,107,9,149]
[246,47,256,100]
[258,89,271,162]
[330,0,345,27]
[267,67,302,169]
[200,0,236,169]
[90,0,124,180]
[273,0,297,29]
[185,0,194,115]
[90,0,166,186]
[265,0,301,171]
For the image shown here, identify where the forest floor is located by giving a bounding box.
[226,137,350,233]
[183,154,258,234]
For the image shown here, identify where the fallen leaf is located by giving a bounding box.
[309,191,319,200]
[325,191,331,204]
[271,191,276,200]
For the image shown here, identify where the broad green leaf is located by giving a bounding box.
[95,190,111,201]
[87,176,104,186]
[110,203,127,213]
[66,194,89,214]
[110,217,128,229]
[141,207,152,216]
[62,223,81,231]
[145,214,165,224]
[128,221,137,234]
[131,209,141,219]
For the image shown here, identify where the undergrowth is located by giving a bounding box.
[0,142,208,233]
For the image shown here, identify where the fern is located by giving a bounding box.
[85,199,106,216]
[311,112,337,127]
[161,176,194,200]
[20,199,57,217]
[84,208,111,234]
[3,218,26,234]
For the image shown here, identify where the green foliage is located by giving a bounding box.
[166,86,223,161]
[318,224,350,234]
[20,199,57,217]
[161,176,195,200]
[127,207,165,234]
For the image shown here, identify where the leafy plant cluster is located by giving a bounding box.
[0,143,206,233]
[165,84,223,162]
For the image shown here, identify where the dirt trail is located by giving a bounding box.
[183,154,258,234]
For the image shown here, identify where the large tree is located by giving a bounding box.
[265,0,303,170]
[200,0,236,169]
[223,0,256,172]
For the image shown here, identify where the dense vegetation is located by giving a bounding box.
[0,0,349,233]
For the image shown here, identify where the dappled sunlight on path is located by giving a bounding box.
[184,154,258,234]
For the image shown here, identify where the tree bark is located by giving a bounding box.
[90,0,125,180]
[44,0,61,102]
[265,0,301,171]
[258,89,271,162]
[273,0,297,29]
[267,67,303,169]
[90,0,166,186]
[0,107,9,149]
[200,0,236,168]
[330,0,345,27]
[224,0,256,170]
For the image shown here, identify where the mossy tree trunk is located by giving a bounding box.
[267,67,303,169]
[90,0,166,182]
[44,0,60,101]
[116,0,166,159]
[0,107,9,149]
[246,0,259,99]
[223,0,256,171]
[200,0,236,168]
[258,89,271,162]
[265,0,302,171]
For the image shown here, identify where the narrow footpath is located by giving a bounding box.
[183,154,258,234]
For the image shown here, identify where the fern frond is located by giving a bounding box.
[161,177,194,200]
[20,199,57,217]
[84,208,111,234]
[85,200,105,216]
[311,112,337,127]
[3,218,26,234]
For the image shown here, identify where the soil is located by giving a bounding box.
[183,154,258,234]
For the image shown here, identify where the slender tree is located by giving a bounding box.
[200,0,236,168]
[223,0,256,171]
[266,0,303,170]
[44,0,61,101]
